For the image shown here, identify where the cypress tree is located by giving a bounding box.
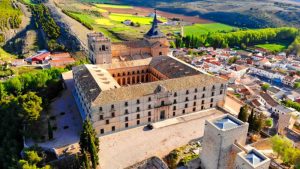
[248,109,255,132]
[79,119,99,169]
[238,105,249,122]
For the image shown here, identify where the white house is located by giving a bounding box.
[249,67,285,80]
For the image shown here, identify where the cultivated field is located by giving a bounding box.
[255,43,289,53]
[54,0,236,41]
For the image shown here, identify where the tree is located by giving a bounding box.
[0,83,7,100]
[238,105,249,122]
[261,83,270,91]
[5,77,22,95]
[79,119,99,169]
[17,92,43,122]
[248,109,255,131]
[265,118,273,128]
[294,82,300,89]
[18,149,51,169]
[253,113,264,133]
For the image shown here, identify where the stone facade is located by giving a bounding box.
[200,115,248,169]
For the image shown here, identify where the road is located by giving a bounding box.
[45,0,92,51]
[98,109,224,169]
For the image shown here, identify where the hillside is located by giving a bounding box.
[110,0,300,28]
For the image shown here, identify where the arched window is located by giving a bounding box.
[159,52,162,55]
[102,45,106,51]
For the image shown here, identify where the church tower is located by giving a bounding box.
[88,33,112,64]
[144,9,169,46]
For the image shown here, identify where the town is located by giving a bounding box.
[0,0,300,169]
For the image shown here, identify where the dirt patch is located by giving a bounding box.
[102,7,212,24]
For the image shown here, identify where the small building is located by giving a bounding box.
[282,75,297,87]
[235,149,271,169]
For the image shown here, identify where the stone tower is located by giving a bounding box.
[87,32,112,64]
[200,114,249,169]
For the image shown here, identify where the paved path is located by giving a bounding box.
[99,109,224,169]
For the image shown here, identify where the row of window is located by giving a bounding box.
[112,69,149,77]
[99,90,222,112]
[99,104,215,134]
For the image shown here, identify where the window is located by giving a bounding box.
[195,88,198,93]
[193,102,196,106]
[99,107,102,112]
[99,115,103,120]
[202,100,205,104]
[185,104,188,108]
[111,104,114,109]
[221,84,224,88]
[125,123,128,128]
[123,72,125,76]
[173,106,176,110]
[137,120,140,125]
[182,109,185,114]
[193,107,196,112]
[194,95,197,100]
[148,105,151,109]
[173,112,176,116]
[174,92,177,97]
[220,90,223,95]
[174,99,177,104]
[112,126,115,131]
[125,117,128,122]
[203,87,206,91]
[102,45,105,51]
[125,109,128,114]
[148,111,151,116]
[148,97,152,102]
[137,114,140,119]
[212,85,215,90]
[212,92,215,96]
[148,117,151,122]
[137,99,140,104]
[186,90,189,94]
[211,98,214,102]
[137,107,140,112]
[100,129,104,134]
[202,94,205,98]
[185,97,189,102]
[201,106,204,110]
[111,112,115,117]
[125,102,128,106]
[106,120,109,124]
[137,70,140,74]
[210,104,213,108]
[161,101,165,106]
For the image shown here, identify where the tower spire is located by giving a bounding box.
[144,8,165,38]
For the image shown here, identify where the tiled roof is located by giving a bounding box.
[260,92,278,107]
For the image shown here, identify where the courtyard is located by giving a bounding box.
[98,108,224,169]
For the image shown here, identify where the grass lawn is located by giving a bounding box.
[68,12,96,25]
[255,43,289,52]
[22,0,36,5]
[95,4,133,9]
[0,48,16,62]
[184,23,235,36]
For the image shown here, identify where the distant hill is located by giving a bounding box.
[108,0,300,28]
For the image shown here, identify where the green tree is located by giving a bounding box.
[79,119,99,169]
[238,105,249,122]
[265,118,273,128]
[5,77,22,95]
[248,109,255,132]
[0,83,7,100]
[253,113,264,133]
[294,82,300,89]
[261,83,270,91]
[17,92,43,122]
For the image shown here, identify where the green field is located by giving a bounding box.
[255,43,289,52]
[95,4,133,9]
[109,13,167,25]
[0,48,16,62]
[184,23,235,36]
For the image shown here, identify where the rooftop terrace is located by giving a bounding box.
[213,115,242,130]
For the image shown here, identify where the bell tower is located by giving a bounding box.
[88,33,112,64]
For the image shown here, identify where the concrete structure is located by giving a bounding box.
[88,10,169,64]
[235,149,271,169]
[200,115,248,169]
[73,56,227,135]
[200,114,270,169]
[74,12,227,136]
